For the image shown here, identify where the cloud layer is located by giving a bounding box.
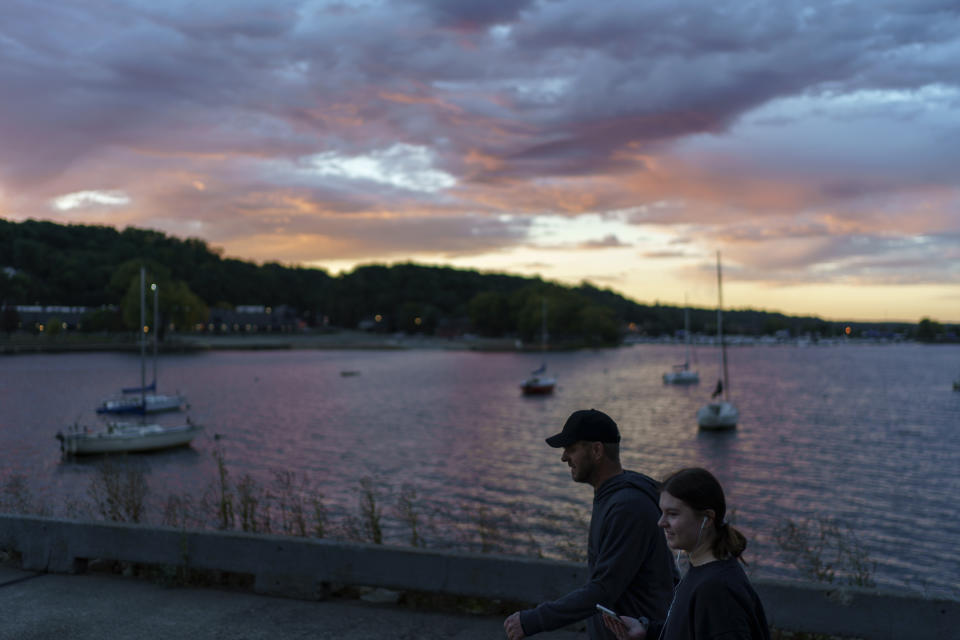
[1,0,958,320]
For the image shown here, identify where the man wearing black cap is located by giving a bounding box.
[504,409,676,640]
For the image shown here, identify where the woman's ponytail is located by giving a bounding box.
[714,522,748,562]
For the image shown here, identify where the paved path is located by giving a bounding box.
[0,567,586,640]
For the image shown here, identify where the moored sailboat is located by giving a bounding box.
[663,298,700,385]
[57,419,203,456]
[96,268,186,415]
[697,252,738,430]
[521,298,556,395]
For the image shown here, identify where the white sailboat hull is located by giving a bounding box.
[697,401,738,430]
[663,369,700,384]
[57,422,203,456]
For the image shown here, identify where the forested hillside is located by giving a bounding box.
[0,219,913,341]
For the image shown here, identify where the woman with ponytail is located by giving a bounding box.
[603,467,769,640]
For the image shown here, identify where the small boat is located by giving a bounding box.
[663,363,700,385]
[664,299,699,385]
[521,363,556,395]
[663,302,699,385]
[697,252,738,430]
[57,420,203,456]
[97,268,187,415]
[521,298,555,395]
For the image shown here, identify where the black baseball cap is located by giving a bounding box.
[545,409,621,447]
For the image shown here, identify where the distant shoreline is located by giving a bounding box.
[0,331,524,355]
[1,330,946,355]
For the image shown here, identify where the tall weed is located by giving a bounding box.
[0,473,49,516]
[773,516,876,587]
[86,457,149,523]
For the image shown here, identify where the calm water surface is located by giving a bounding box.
[1,343,958,598]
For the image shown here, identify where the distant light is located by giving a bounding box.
[845,326,852,336]
[143,325,149,334]
[52,190,130,211]
[414,317,422,326]
[375,314,382,322]
[151,283,157,291]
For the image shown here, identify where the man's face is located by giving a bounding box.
[560,441,596,484]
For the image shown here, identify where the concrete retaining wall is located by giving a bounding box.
[2,515,956,639]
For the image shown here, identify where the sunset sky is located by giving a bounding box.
[2,1,958,322]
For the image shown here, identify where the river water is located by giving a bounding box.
[1,343,958,599]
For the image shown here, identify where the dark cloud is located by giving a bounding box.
[643,250,689,259]
[579,234,631,249]
[0,0,957,311]
[818,180,898,201]
[410,0,537,30]
[726,232,960,286]
[2,1,956,186]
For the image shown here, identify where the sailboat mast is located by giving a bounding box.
[139,266,146,407]
[541,297,548,351]
[683,294,691,368]
[716,251,730,401]
[152,282,158,388]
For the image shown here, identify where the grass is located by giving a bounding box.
[0,461,888,639]
[1,454,882,630]
[86,457,149,523]
[0,474,48,517]
[1,456,881,589]
[773,516,876,588]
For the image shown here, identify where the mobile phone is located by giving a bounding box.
[595,604,619,618]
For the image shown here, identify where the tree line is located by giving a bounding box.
[0,218,947,343]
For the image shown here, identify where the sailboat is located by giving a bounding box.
[697,252,738,430]
[521,298,556,395]
[56,418,204,456]
[663,297,700,384]
[61,268,201,456]
[96,268,186,414]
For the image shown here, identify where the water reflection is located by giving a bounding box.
[1,344,957,598]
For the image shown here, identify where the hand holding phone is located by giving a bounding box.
[597,606,649,640]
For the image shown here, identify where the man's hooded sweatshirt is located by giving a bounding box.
[519,470,677,639]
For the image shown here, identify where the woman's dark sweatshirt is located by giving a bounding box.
[519,470,677,639]
[647,557,770,640]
